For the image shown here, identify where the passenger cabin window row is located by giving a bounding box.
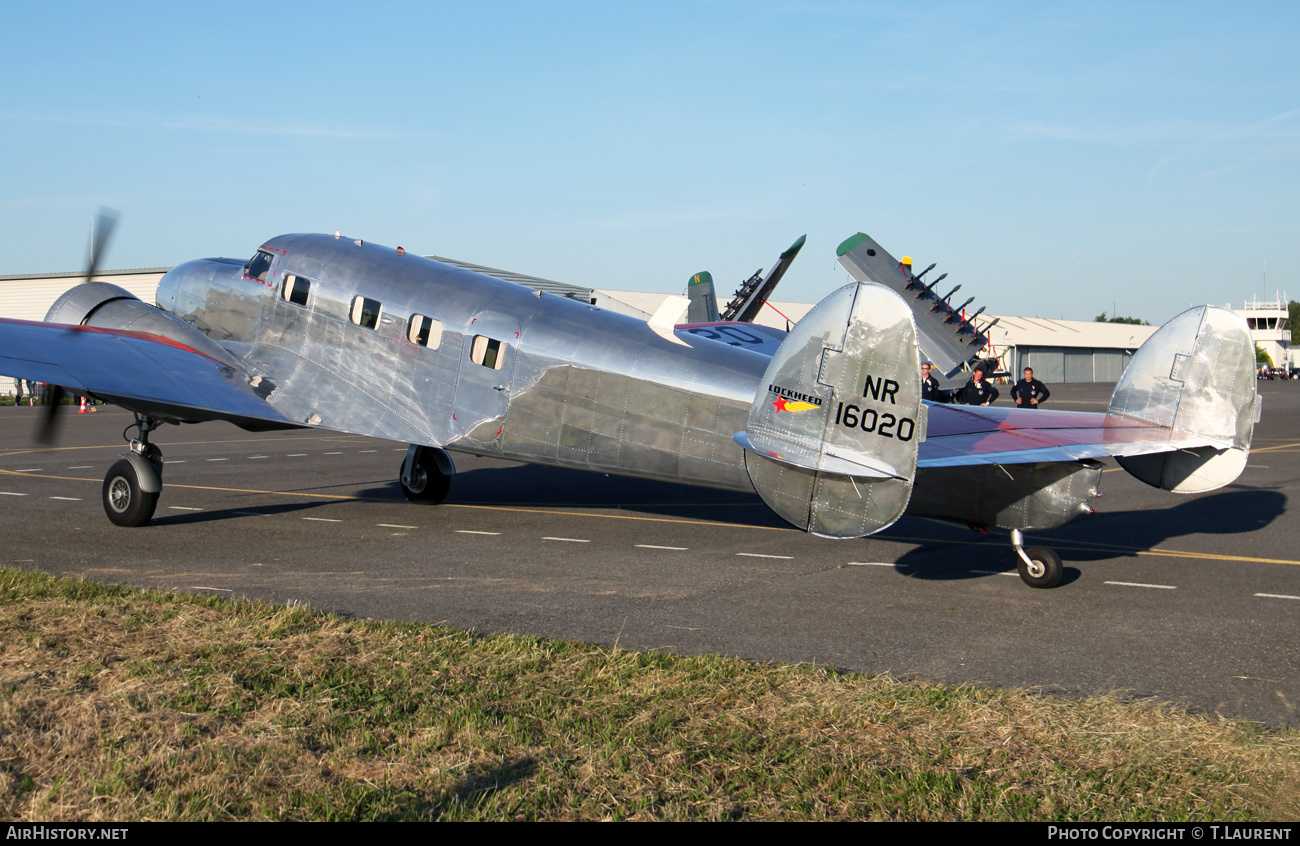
[275,268,450,355]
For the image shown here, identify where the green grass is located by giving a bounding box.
[1,567,1297,821]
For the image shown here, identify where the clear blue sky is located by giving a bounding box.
[3,1,1297,323]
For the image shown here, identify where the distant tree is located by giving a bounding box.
[1257,345,1272,366]
[1094,312,1150,325]
[1288,300,1299,338]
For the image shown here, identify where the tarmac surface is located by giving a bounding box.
[2,382,1297,727]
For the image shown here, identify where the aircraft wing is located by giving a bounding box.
[918,404,1225,467]
[0,318,299,431]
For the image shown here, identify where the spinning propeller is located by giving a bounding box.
[38,208,118,444]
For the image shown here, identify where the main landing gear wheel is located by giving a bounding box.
[102,414,165,527]
[1010,528,1063,589]
[400,446,451,504]
[103,459,159,527]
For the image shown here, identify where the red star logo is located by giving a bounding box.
[772,397,789,412]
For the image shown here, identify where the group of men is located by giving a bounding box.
[921,363,1050,409]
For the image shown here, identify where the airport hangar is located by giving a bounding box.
[1,260,1289,389]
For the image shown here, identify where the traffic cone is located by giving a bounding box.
[79,397,87,413]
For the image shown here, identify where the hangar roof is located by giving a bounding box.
[983,315,1158,351]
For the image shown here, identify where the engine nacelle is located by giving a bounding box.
[45,282,239,367]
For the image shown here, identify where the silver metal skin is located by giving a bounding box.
[156,234,765,494]
[0,229,1260,586]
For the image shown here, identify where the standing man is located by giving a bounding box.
[958,365,999,406]
[920,362,947,402]
[1011,367,1051,410]
[11,377,23,407]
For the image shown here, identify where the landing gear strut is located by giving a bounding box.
[102,414,164,527]
[1011,528,1063,589]
[399,445,454,504]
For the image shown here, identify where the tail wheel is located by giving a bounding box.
[400,447,451,504]
[103,459,159,527]
[1018,546,1063,589]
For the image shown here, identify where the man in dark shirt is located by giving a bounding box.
[921,362,946,402]
[958,365,998,406]
[1011,367,1051,410]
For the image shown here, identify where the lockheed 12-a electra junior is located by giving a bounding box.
[0,221,1259,588]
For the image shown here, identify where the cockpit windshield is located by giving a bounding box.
[245,250,274,283]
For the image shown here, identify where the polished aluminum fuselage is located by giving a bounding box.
[157,233,765,494]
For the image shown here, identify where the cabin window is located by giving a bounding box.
[350,296,382,330]
[282,273,311,306]
[470,335,505,370]
[407,314,443,349]
[245,250,275,283]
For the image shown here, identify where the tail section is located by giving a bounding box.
[1109,306,1258,493]
[686,271,719,323]
[835,233,989,378]
[735,282,922,537]
[720,234,807,323]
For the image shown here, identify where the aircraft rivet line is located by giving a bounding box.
[1254,593,1300,601]
[636,544,688,550]
[1105,581,1177,590]
[737,552,793,559]
[544,536,591,543]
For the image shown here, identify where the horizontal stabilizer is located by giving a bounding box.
[737,282,922,538]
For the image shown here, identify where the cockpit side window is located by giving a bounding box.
[282,273,311,306]
[245,250,275,283]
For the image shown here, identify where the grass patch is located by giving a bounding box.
[1,567,1297,821]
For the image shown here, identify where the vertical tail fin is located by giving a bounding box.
[686,271,719,323]
[1110,306,1259,493]
[734,282,922,537]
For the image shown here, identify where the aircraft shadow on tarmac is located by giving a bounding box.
[151,500,337,526]
[890,487,1288,585]
[159,462,1286,588]
[353,463,793,529]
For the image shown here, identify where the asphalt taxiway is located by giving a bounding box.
[2,382,1297,726]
